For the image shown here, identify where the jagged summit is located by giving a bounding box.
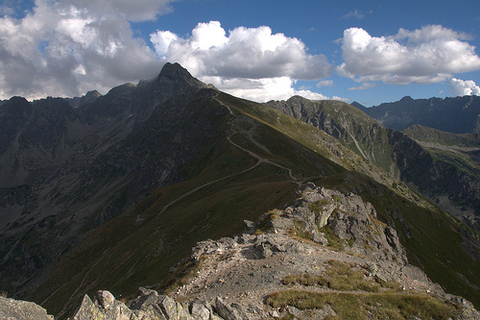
[350,101,367,112]
[156,62,209,91]
[158,62,192,80]
[400,95,414,102]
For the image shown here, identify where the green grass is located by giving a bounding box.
[267,290,461,320]
[317,171,480,308]
[319,225,344,250]
[30,92,480,318]
[308,199,331,214]
[282,260,400,294]
[36,95,353,318]
[427,148,480,181]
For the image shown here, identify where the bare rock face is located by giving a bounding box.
[181,183,480,319]
[0,296,54,320]
[277,182,408,264]
[68,287,252,320]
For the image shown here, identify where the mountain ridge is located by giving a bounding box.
[353,95,480,133]
[0,63,479,318]
[2,183,480,319]
[267,96,480,231]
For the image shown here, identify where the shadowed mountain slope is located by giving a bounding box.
[354,95,480,133]
[0,64,479,318]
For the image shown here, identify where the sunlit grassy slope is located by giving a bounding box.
[35,92,480,318]
[317,171,480,308]
[404,124,480,180]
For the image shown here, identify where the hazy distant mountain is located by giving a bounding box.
[353,95,480,133]
[1,64,479,318]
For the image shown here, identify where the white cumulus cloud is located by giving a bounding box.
[0,0,167,100]
[201,76,331,102]
[338,25,480,87]
[58,0,174,22]
[449,78,480,96]
[316,80,333,87]
[150,21,334,102]
[0,3,335,102]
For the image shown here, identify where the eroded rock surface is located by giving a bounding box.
[172,183,479,319]
[0,296,54,320]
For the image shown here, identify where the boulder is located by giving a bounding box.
[215,297,248,320]
[0,296,54,320]
[69,289,226,320]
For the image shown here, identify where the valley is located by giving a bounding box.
[0,63,479,319]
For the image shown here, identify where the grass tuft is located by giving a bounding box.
[267,290,462,320]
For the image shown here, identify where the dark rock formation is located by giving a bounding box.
[355,95,480,134]
[0,62,220,300]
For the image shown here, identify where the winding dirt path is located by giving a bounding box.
[157,96,303,217]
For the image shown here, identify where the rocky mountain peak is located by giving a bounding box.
[400,95,414,102]
[350,101,367,112]
[156,62,209,91]
[284,95,314,107]
[67,90,102,108]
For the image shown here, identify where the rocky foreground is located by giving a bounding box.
[2,183,479,319]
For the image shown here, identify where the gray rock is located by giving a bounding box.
[96,290,115,310]
[70,294,106,320]
[401,265,429,282]
[448,296,480,320]
[316,202,336,228]
[268,217,294,233]
[243,220,256,234]
[190,300,210,320]
[215,297,248,320]
[286,305,302,318]
[0,296,54,320]
[192,238,237,263]
[69,289,201,320]
[130,287,162,310]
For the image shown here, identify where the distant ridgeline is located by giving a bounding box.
[352,95,480,133]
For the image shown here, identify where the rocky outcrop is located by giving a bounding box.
[68,287,248,320]
[177,184,479,319]
[264,182,408,264]
[0,296,53,320]
[2,184,480,319]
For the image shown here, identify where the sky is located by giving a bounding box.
[1,0,480,106]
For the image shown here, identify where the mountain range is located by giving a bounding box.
[0,63,479,319]
[352,95,480,134]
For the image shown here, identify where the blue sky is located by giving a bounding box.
[1,0,480,106]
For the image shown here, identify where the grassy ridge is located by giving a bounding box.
[267,290,460,320]
[404,124,480,180]
[34,92,480,317]
[38,95,347,317]
[317,171,480,307]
